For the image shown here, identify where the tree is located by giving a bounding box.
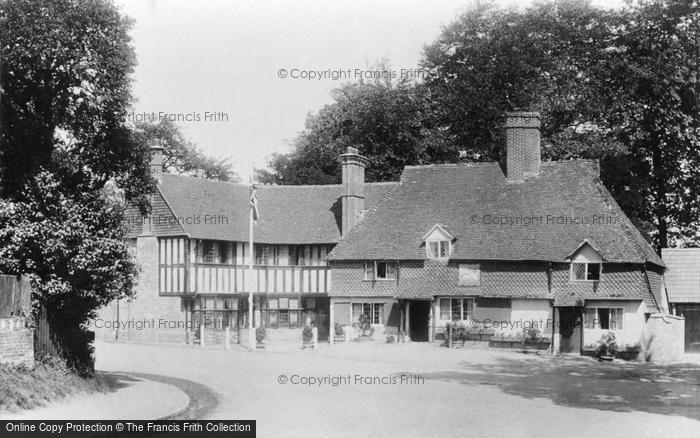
[0,0,153,208]
[0,172,138,373]
[133,119,238,182]
[598,0,700,249]
[421,0,627,158]
[259,73,441,184]
[0,0,153,371]
[422,0,699,248]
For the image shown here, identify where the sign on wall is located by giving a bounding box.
[458,264,481,287]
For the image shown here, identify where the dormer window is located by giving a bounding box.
[570,262,601,281]
[567,239,603,282]
[427,241,449,259]
[423,224,454,260]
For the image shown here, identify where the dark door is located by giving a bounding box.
[409,301,430,342]
[679,306,700,352]
[558,307,582,354]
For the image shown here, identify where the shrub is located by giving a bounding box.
[353,314,374,337]
[446,322,468,343]
[302,326,313,343]
[334,323,345,337]
[522,327,542,343]
[255,326,266,344]
[596,331,617,357]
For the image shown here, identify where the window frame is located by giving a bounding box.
[363,261,398,281]
[570,262,602,282]
[426,239,450,260]
[438,298,474,322]
[584,307,624,330]
[351,302,385,325]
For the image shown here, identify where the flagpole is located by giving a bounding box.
[248,182,255,351]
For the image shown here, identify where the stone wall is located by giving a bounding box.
[93,235,189,344]
[641,313,685,363]
[0,317,34,368]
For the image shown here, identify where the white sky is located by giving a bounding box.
[115,0,624,181]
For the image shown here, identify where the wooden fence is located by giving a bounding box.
[0,273,94,373]
[34,304,95,373]
[0,274,31,318]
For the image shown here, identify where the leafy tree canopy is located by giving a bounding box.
[133,119,238,182]
[0,0,154,371]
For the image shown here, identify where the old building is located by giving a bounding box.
[327,112,667,354]
[98,112,669,356]
[96,146,395,345]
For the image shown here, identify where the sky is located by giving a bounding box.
[115,0,625,181]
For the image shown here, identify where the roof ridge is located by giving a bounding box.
[403,162,498,170]
[258,181,398,188]
[162,173,398,189]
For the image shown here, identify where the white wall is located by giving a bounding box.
[582,300,646,350]
[507,299,553,336]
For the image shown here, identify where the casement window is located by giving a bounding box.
[262,297,301,328]
[423,224,454,260]
[584,307,623,330]
[351,302,385,324]
[570,262,602,281]
[286,245,334,266]
[255,244,279,266]
[427,240,450,259]
[198,240,232,264]
[363,261,398,281]
[203,241,216,263]
[439,298,474,321]
[191,296,237,330]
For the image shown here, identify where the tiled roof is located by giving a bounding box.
[152,174,395,244]
[328,160,663,268]
[662,248,700,303]
[551,265,648,307]
[396,261,551,299]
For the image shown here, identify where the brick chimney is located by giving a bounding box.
[339,146,367,235]
[505,112,541,182]
[150,143,164,184]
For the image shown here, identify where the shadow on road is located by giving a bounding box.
[422,355,700,421]
[124,372,219,420]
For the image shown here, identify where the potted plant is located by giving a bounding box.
[596,331,617,361]
[255,326,266,349]
[353,313,374,342]
[445,322,467,348]
[302,325,314,349]
[333,323,346,343]
[521,327,539,349]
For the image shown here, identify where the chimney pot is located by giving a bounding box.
[339,146,367,235]
[505,112,541,182]
[150,143,164,184]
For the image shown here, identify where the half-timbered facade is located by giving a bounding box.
[97,146,395,345]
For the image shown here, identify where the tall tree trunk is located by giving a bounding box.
[651,139,668,251]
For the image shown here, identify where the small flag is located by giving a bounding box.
[249,185,259,222]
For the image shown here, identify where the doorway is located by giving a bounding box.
[558,307,582,354]
[409,301,430,342]
[677,305,700,352]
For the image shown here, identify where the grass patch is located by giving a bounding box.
[0,356,111,413]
